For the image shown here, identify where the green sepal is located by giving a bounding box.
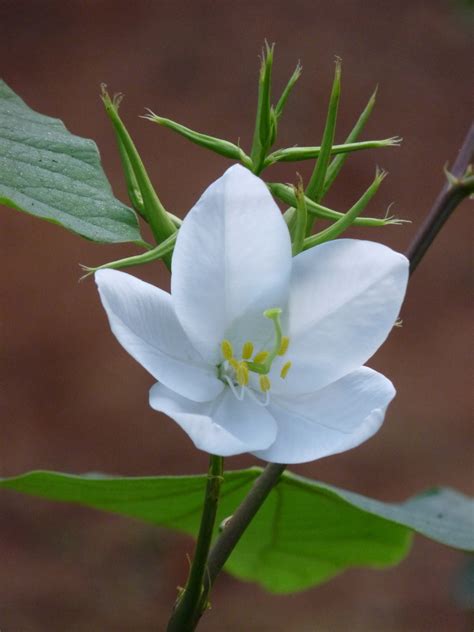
[268,106,278,148]
[250,42,274,173]
[274,62,302,121]
[144,112,252,168]
[322,87,379,197]
[303,169,388,249]
[115,132,146,218]
[291,178,307,256]
[80,231,177,278]
[268,62,303,148]
[268,182,403,227]
[264,137,401,167]
[101,87,176,267]
[305,59,342,203]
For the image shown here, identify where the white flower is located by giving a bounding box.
[95,165,408,463]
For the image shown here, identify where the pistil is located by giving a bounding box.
[246,308,284,375]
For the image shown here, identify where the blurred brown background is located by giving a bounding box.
[0,1,473,630]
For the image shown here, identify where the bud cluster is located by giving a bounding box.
[93,44,406,274]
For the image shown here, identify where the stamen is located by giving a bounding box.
[247,387,270,407]
[253,350,269,365]
[278,336,290,356]
[221,339,234,361]
[280,361,292,379]
[242,341,254,360]
[224,376,245,400]
[228,357,240,371]
[259,375,271,392]
[236,361,249,386]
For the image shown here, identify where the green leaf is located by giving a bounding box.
[0,80,143,244]
[1,468,472,593]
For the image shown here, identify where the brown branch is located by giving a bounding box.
[406,124,474,274]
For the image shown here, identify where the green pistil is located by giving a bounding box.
[246,308,283,375]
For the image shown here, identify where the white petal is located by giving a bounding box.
[171,164,292,364]
[95,269,223,402]
[149,383,277,456]
[273,239,408,395]
[253,367,395,464]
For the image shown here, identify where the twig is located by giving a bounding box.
[406,124,474,274]
[207,463,286,586]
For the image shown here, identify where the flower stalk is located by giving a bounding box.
[166,455,224,632]
[205,463,286,589]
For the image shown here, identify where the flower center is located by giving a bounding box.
[217,308,292,404]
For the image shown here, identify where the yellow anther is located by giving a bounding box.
[229,357,240,371]
[253,350,269,365]
[278,336,290,356]
[259,375,271,392]
[280,361,292,379]
[236,361,249,386]
[242,341,254,360]
[221,339,234,361]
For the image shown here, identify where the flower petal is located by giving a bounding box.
[272,239,408,395]
[149,383,277,456]
[171,164,292,364]
[95,269,223,402]
[252,367,395,464]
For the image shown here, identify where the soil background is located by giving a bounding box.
[0,1,473,630]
